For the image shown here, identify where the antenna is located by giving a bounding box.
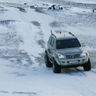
[51,30,52,34]
[69,32,75,36]
[50,30,56,38]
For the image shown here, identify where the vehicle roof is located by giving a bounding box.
[51,31,76,40]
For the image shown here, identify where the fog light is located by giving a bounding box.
[82,59,85,61]
[67,61,69,63]
[62,61,65,63]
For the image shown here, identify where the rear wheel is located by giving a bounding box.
[83,59,91,71]
[53,59,61,73]
[45,51,52,67]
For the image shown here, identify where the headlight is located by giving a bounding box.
[57,53,65,59]
[81,52,87,57]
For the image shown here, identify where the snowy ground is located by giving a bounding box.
[0,0,96,96]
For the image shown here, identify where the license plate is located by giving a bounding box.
[69,61,78,64]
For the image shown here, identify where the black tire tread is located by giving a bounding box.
[53,59,61,73]
[83,59,91,71]
[45,51,52,67]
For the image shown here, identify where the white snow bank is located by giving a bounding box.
[15,21,42,56]
[64,0,96,4]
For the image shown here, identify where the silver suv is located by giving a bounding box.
[45,31,91,73]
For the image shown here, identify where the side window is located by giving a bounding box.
[51,38,55,48]
[48,36,53,45]
[48,36,55,48]
[50,37,53,45]
[48,36,51,44]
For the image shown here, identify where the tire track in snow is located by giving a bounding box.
[31,21,45,66]
[0,90,38,96]
[0,5,34,68]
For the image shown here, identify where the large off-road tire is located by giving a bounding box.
[83,59,91,71]
[45,51,52,67]
[53,59,61,73]
[48,7,51,10]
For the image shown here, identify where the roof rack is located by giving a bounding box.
[69,32,75,36]
[51,30,56,38]
[51,30,75,38]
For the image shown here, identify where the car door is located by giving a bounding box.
[47,36,52,55]
[47,36,55,60]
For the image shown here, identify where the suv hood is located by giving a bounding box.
[57,47,83,55]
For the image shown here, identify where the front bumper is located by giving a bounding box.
[58,57,88,66]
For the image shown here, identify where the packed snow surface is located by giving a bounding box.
[0,0,96,96]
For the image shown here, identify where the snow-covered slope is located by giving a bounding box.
[0,0,96,96]
[63,0,96,4]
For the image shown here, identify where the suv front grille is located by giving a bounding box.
[66,54,80,59]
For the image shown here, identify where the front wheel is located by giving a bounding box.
[45,51,52,67]
[53,59,61,73]
[83,59,91,71]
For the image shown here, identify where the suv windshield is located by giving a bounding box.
[56,38,81,49]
